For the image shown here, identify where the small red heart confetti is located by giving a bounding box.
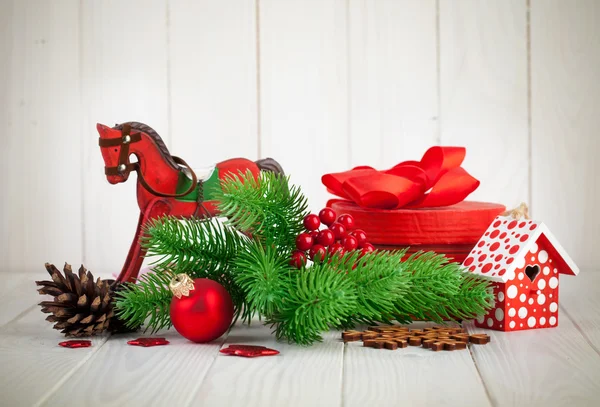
[59,340,92,348]
[127,337,170,347]
[220,344,280,358]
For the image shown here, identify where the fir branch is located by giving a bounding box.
[268,250,494,345]
[232,239,291,317]
[344,250,412,324]
[142,216,246,278]
[269,258,358,345]
[114,271,173,333]
[216,171,309,249]
[397,252,493,323]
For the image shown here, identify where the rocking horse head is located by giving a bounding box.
[96,123,139,184]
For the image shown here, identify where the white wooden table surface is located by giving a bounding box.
[1,271,599,407]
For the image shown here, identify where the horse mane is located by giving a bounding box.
[112,121,286,176]
[113,122,179,170]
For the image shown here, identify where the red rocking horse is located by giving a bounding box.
[96,121,283,284]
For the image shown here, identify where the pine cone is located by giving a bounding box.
[37,263,114,337]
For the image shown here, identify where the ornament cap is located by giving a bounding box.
[169,274,195,299]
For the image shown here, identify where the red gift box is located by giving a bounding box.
[328,200,505,262]
[323,147,505,262]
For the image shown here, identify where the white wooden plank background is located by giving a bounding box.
[347,0,439,168]
[259,0,349,212]
[530,0,600,270]
[439,0,529,207]
[1,0,83,273]
[169,0,258,162]
[1,0,598,274]
[79,0,171,275]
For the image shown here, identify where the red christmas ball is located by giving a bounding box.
[309,244,327,261]
[329,222,347,240]
[351,229,368,248]
[317,229,335,247]
[337,214,355,230]
[296,233,314,251]
[342,235,359,251]
[303,214,321,231]
[170,278,234,343]
[290,251,307,268]
[319,208,337,226]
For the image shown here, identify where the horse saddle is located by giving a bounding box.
[175,165,220,204]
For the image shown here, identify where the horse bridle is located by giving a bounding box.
[98,124,198,198]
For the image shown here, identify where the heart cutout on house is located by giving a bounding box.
[525,265,541,283]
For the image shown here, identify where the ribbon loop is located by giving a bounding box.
[322,146,480,210]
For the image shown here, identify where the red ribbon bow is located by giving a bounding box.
[322,147,480,210]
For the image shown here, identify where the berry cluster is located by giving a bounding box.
[290,208,375,268]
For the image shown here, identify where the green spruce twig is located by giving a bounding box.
[114,271,173,333]
[142,216,246,278]
[216,171,309,249]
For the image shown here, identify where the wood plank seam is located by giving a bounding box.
[0,303,38,329]
[435,0,442,144]
[466,342,495,406]
[560,304,600,357]
[181,330,232,407]
[526,0,533,212]
[340,341,347,407]
[344,0,351,166]
[255,0,262,159]
[166,0,173,145]
[33,334,111,407]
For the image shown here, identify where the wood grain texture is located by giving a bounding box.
[259,0,349,211]
[41,329,227,407]
[343,322,491,406]
[560,272,600,352]
[439,0,529,207]
[530,0,600,269]
[0,0,83,272]
[79,0,170,274]
[189,323,343,407]
[348,0,438,168]
[465,316,600,406]
[0,307,109,407]
[0,0,13,266]
[169,0,259,164]
[0,274,41,327]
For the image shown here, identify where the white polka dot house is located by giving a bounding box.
[462,216,579,332]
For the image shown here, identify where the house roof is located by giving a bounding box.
[461,215,579,283]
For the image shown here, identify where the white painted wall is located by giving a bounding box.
[0,0,598,274]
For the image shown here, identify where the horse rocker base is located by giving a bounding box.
[97,121,283,284]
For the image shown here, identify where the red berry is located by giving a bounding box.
[329,222,347,240]
[317,229,335,247]
[309,244,327,261]
[337,214,355,230]
[296,233,314,251]
[342,235,358,251]
[328,243,344,255]
[361,243,375,255]
[310,231,320,242]
[290,251,307,269]
[351,229,368,248]
[303,214,321,231]
[319,208,337,226]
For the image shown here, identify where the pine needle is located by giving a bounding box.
[215,171,309,249]
[114,271,173,332]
